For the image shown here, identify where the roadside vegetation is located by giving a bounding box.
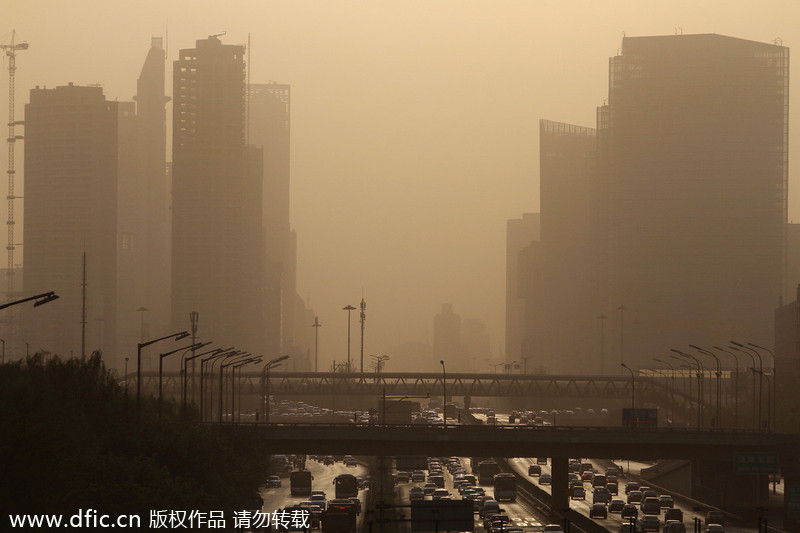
[0,352,268,516]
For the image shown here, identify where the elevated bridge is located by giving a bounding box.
[130,370,693,410]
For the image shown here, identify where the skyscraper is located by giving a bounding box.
[525,34,789,373]
[172,35,265,355]
[248,83,295,356]
[505,213,539,367]
[601,34,788,367]
[24,83,118,360]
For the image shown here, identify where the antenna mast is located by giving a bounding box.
[1,30,28,297]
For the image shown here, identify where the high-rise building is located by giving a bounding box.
[433,303,461,368]
[526,34,789,374]
[23,83,118,360]
[505,213,539,367]
[248,83,295,356]
[172,35,265,356]
[601,34,788,368]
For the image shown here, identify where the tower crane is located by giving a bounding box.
[1,30,28,297]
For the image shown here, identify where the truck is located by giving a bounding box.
[478,460,501,485]
[269,454,291,477]
[333,474,359,499]
[493,472,517,501]
[290,470,313,497]
[322,499,357,532]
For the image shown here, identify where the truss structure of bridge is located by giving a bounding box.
[127,371,699,415]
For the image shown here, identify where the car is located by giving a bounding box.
[409,486,424,500]
[308,493,326,511]
[528,464,542,476]
[627,490,643,505]
[607,482,619,495]
[543,525,564,533]
[589,503,608,519]
[705,510,724,526]
[705,525,724,533]
[664,508,683,522]
[411,470,426,482]
[348,497,361,515]
[539,473,552,485]
[394,471,411,483]
[484,514,511,532]
[621,504,638,519]
[266,475,281,488]
[537,457,548,465]
[571,486,586,500]
[479,499,500,518]
[625,482,641,494]
[422,482,437,495]
[432,489,450,500]
[593,487,611,504]
[664,521,687,533]
[618,525,636,533]
[609,499,626,513]
[642,497,661,515]
[344,456,358,467]
[640,515,661,531]
[659,495,674,509]
[643,489,659,500]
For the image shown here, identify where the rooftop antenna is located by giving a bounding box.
[210,31,227,39]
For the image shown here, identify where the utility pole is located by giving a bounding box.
[343,304,355,372]
[359,298,366,372]
[81,252,87,358]
[312,316,322,372]
[190,311,199,404]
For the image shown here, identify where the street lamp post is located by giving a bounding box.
[343,305,356,372]
[440,360,447,428]
[359,298,366,373]
[617,305,626,373]
[312,317,322,372]
[597,313,608,374]
[159,341,205,419]
[732,341,763,430]
[670,349,704,428]
[220,353,249,424]
[182,345,223,414]
[262,355,290,423]
[714,345,740,429]
[749,343,775,432]
[232,357,262,424]
[200,349,237,423]
[621,363,635,412]
[136,330,190,451]
[649,367,672,423]
[690,345,722,429]
[653,358,676,425]
[729,344,758,430]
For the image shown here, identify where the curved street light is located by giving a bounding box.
[690,345,722,429]
[440,360,447,429]
[731,342,762,430]
[263,354,291,423]
[670,349,705,428]
[714,345,740,429]
[620,363,635,412]
[748,343,775,432]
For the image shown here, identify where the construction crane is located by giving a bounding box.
[1,30,28,297]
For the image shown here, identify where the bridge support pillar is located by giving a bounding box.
[551,455,569,516]
[693,457,768,512]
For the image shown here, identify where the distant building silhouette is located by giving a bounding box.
[505,213,539,368]
[525,34,789,373]
[117,38,171,365]
[248,83,296,357]
[23,83,118,360]
[433,303,461,367]
[171,35,266,356]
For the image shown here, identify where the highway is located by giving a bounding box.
[260,458,369,530]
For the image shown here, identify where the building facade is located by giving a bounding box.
[23,84,118,361]
[172,36,265,359]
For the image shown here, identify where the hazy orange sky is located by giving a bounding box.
[4,1,800,371]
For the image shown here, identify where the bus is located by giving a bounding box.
[478,460,501,485]
[290,470,313,496]
[493,473,517,501]
[333,474,359,499]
